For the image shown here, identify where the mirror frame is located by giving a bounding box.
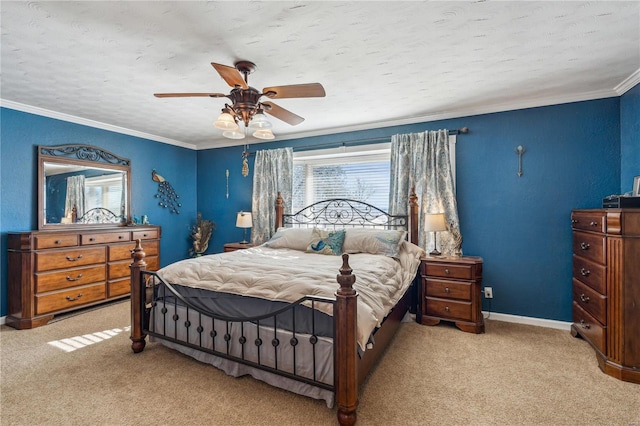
[38,144,132,230]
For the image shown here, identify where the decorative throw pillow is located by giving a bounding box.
[306,228,346,255]
[263,227,314,251]
[343,228,407,258]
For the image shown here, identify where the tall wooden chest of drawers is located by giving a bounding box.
[7,226,161,329]
[418,255,484,333]
[571,209,640,384]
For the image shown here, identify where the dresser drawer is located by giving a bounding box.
[572,231,606,264]
[108,255,159,280]
[573,302,606,354]
[35,265,106,293]
[573,279,606,325]
[132,229,159,240]
[35,283,106,315]
[572,255,606,294]
[571,211,606,233]
[35,247,106,272]
[425,297,472,322]
[109,240,159,261]
[421,262,473,280]
[34,234,78,249]
[424,279,471,301]
[81,232,130,245]
[108,278,131,298]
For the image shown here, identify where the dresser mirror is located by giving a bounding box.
[38,144,132,230]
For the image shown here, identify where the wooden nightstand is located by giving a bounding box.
[223,242,255,252]
[417,255,484,333]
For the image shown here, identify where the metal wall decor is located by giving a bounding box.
[225,169,230,199]
[515,145,526,177]
[152,169,181,213]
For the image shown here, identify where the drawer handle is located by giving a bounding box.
[143,234,148,237]
[579,293,590,303]
[55,240,62,245]
[66,293,83,302]
[445,306,450,312]
[444,269,450,275]
[571,219,578,224]
[580,242,590,250]
[445,287,450,293]
[66,254,83,261]
[118,235,123,239]
[579,319,590,330]
[89,237,95,242]
[589,221,598,227]
[66,273,83,282]
[580,268,590,277]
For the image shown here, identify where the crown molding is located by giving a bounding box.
[614,68,640,95]
[0,99,197,150]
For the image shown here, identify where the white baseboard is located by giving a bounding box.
[484,311,572,331]
[0,316,6,326]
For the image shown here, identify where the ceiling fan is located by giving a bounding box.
[154,60,326,140]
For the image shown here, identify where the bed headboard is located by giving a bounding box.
[275,188,419,245]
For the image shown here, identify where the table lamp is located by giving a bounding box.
[424,213,447,255]
[236,211,253,244]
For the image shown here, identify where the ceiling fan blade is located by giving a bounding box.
[211,62,248,89]
[262,83,326,99]
[154,93,227,98]
[261,101,305,126]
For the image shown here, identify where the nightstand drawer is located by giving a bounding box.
[425,297,473,322]
[571,211,606,233]
[421,262,473,280]
[424,279,471,301]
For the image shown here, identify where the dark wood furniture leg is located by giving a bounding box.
[130,239,147,353]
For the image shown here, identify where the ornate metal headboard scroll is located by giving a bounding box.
[282,199,408,231]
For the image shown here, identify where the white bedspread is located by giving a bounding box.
[155,241,424,350]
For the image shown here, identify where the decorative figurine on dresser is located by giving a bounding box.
[417,255,484,333]
[6,144,162,329]
[570,208,640,384]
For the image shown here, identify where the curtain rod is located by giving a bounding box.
[243,127,469,155]
[292,127,469,152]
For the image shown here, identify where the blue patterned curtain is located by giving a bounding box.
[251,147,293,244]
[389,130,461,254]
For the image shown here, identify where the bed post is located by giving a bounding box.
[408,187,419,245]
[275,191,284,230]
[335,254,358,426]
[130,239,147,353]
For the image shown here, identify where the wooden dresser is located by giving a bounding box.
[571,209,640,384]
[7,225,161,329]
[418,255,484,333]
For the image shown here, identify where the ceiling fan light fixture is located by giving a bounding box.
[253,128,275,140]
[214,111,239,130]
[248,109,272,129]
[222,128,246,139]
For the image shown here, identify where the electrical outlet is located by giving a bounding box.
[484,287,493,299]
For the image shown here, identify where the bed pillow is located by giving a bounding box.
[343,228,407,258]
[306,228,346,255]
[263,227,314,251]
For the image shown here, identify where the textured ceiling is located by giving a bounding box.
[1,1,639,150]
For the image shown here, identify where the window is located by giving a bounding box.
[292,143,391,213]
[84,174,124,214]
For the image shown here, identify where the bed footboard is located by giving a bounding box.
[130,241,360,425]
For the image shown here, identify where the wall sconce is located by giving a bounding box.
[236,211,253,244]
[424,213,447,256]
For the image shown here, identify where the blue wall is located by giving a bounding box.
[620,83,640,192]
[197,97,624,323]
[0,108,197,316]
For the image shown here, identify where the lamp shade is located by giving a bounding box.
[214,112,239,130]
[248,110,272,129]
[253,128,275,140]
[424,213,447,232]
[222,128,246,139]
[236,212,252,228]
